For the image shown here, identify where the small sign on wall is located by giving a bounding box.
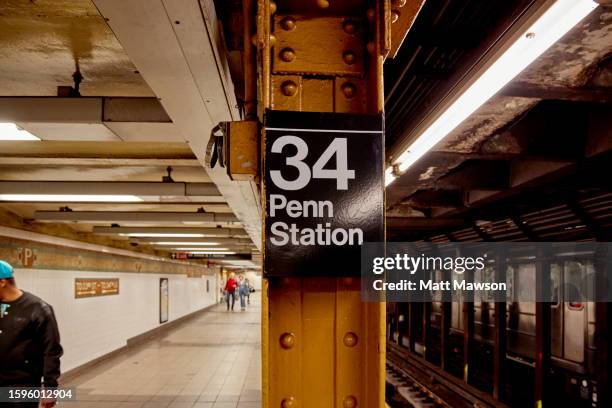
[160,278,169,324]
[75,278,119,299]
[18,247,36,267]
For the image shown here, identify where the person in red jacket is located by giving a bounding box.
[224,272,238,311]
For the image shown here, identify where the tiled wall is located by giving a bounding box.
[14,268,218,372]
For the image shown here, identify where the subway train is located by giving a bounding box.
[387,247,604,407]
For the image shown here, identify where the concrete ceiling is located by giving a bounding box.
[0,0,260,269]
[0,0,154,96]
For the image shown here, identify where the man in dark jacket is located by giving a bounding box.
[0,260,63,408]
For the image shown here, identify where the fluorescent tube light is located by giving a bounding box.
[385,167,396,187]
[0,194,143,202]
[165,247,230,251]
[0,123,40,141]
[119,233,207,238]
[386,0,598,186]
[152,242,221,246]
[189,251,236,255]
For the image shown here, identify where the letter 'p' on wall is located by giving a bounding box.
[263,110,384,277]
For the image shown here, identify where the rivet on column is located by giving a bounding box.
[366,8,375,22]
[280,16,297,31]
[391,10,400,23]
[316,0,330,9]
[343,332,358,347]
[280,48,296,62]
[342,20,357,35]
[341,82,357,99]
[281,397,296,408]
[342,51,356,65]
[392,0,407,7]
[269,34,277,47]
[366,41,376,55]
[279,332,296,348]
[270,1,277,15]
[343,395,358,408]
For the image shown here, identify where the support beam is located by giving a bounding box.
[33,211,238,224]
[0,157,200,167]
[0,97,177,142]
[0,181,220,198]
[435,160,510,190]
[134,237,253,245]
[386,217,465,230]
[501,82,612,103]
[92,226,248,238]
[0,97,170,123]
[403,190,464,209]
[595,245,612,407]
[0,141,195,160]
[493,249,507,401]
[534,246,552,408]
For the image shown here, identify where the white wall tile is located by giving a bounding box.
[13,268,218,371]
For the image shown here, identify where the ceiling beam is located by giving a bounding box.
[155,246,253,253]
[500,82,612,103]
[0,97,170,123]
[435,160,510,190]
[0,157,200,167]
[402,190,464,209]
[32,211,238,224]
[0,141,195,159]
[133,237,254,245]
[0,181,220,197]
[386,217,466,230]
[509,159,574,187]
[93,226,248,238]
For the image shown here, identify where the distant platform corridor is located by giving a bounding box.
[60,294,262,408]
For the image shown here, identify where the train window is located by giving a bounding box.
[516,263,536,302]
[565,261,584,310]
[550,263,561,306]
[564,261,586,310]
[432,270,443,302]
[475,266,495,302]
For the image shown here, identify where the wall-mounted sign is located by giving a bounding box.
[171,253,252,260]
[75,278,119,299]
[264,110,384,277]
[18,247,36,267]
[160,278,169,324]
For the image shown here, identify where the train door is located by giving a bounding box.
[551,262,563,358]
[563,261,586,363]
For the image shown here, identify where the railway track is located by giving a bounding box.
[387,342,509,408]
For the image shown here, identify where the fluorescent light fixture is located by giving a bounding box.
[386,0,598,186]
[0,194,143,202]
[189,251,236,255]
[152,242,220,246]
[118,233,206,238]
[0,123,40,141]
[166,247,230,251]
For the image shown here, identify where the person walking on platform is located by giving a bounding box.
[238,275,249,311]
[0,260,63,408]
[224,272,238,311]
[245,278,253,305]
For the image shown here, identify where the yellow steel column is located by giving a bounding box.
[255,1,390,407]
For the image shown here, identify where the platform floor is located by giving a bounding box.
[60,294,262,408]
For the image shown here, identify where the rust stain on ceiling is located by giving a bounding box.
[0,0,154,96]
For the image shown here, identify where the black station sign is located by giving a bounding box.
[264,110,384,277]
